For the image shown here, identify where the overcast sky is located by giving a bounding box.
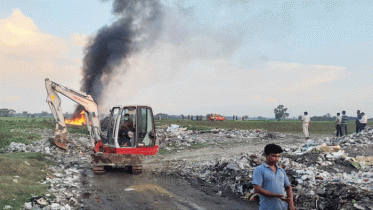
[1,0,373,118]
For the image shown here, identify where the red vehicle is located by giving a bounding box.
[207,114,226,121]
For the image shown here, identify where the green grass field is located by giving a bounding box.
[0,152,54,209]
[0,118,59,209]
[0,117,88,149]
[155,119,372,135]
[0,117,53,149]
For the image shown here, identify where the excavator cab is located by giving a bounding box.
[106,106,156,149]
[92,105,158,174]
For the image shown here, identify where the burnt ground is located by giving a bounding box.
[343,144,373,157]
[80,168,258,210]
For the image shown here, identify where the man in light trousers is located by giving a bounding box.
[302,112,310,139]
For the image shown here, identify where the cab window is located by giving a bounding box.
[118,107,136,147]
[137,107,155,146]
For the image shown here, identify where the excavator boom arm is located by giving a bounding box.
[45,78,101,148]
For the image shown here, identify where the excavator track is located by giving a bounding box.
[130,165,142,175]
[93,166,106,174]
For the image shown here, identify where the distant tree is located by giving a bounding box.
[257,116,266,120]
[9,109,16,116]
[311,113,335,121]
[22,111,28,116]
[274,105,289,121]
[0,108,16,117]
[324,113,332,121]
[298,115,302,120]
[0,109,8,117]
[41,111,48,116]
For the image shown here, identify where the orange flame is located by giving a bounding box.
[65,110,86,126]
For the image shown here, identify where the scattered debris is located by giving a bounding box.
[3,128,92,209]
[3,124,373,209]
[155,125,373,209]
[156,126,280,149]
[23,202,32,210]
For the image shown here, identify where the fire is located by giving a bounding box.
[65,110,86,126]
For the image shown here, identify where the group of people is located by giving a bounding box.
[335,110,368,137]
[301,110,369,139]
[354,110,368,133]
[180,114,203,121]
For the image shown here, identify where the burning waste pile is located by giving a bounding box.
[3,128,93,210]
[156,125,373,210]
[156,124,284,150]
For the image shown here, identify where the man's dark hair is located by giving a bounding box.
[264,144,283,155]
[337,113,340,116]
[342,111,346,114]
[304,112,308,115]
[357,110,361,114]
[362,112,365,115]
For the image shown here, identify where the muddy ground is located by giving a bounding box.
[80,169,257,210]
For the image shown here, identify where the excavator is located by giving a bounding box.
[45,78,158,174]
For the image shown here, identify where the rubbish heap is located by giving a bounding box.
[156,124,282,150]
[3,128,92,210]
[157,125,373,210]
[3,123,373,209]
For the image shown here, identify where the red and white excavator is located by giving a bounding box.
[45,78,158,174]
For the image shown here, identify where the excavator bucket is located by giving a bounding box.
[53,130,68,150]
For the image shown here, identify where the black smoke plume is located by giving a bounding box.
[73,0,163,117]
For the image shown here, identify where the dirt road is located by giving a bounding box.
[80,169,257,210]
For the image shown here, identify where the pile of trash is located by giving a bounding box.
[156,124,284,149]
[157,126,373,209]
[4,123,373,209]
[3,128,92,210]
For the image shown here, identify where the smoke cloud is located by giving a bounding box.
[74,0,163,116]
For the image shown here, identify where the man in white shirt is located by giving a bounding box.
[335,113,342,137]
[359,112,368,132]
[302,112,311,139]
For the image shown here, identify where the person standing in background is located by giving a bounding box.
[336,113,342,137]
[360,112,368,132]
[341,111,348,136]
[302,112,311,139]
[356,110,362,133]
